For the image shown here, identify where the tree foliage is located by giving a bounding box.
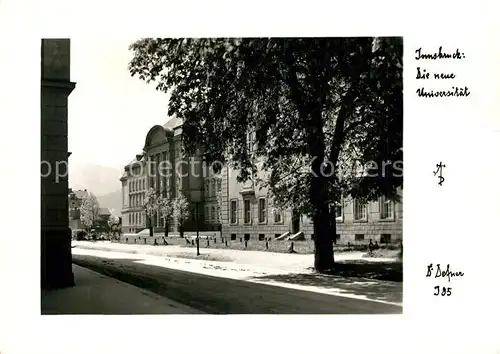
[107,215,120,228]
[158,193,175,236]
[107,215,121,238]
[143,187,160,236]
[129,37,403,271]
[173,193,190,225]
[80,193,100,230]
[143,188,159,217]
[158,195,175,222]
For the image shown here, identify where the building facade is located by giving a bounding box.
[41,39,75,289]
[120,117,223,234]
[121,118,402,243]
[69,189,113,233]
[221,161,402,243]
[68,188,88,230]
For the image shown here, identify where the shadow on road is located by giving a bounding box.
[249,260,402,304]
[324,260,402,281]
[250,272,402,304]
[73,254,403,314]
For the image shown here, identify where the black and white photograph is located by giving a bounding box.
[2,2,500,354]
[40,37,403,315]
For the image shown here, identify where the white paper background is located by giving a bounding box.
[0,0,499,353]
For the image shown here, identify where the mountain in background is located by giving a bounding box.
[69,163,124,215]
[96,189,123,216]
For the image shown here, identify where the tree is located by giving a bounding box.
[173,193,190,238]
[143,187,159,237]
[108,215,121,240]
[129,37,403,272]
[158,193,175,237]
[80,193,100,236]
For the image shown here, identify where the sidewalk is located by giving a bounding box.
[72,241,397,273]
[41,264,204,314]
[72,242,403,305]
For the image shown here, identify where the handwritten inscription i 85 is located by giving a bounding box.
[434,285,452,296]
[426,263,464,297]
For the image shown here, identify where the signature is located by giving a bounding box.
[426,263,464,282]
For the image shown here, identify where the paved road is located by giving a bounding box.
[73,254,403,314]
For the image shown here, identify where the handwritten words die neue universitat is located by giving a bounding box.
[415,47,471,98]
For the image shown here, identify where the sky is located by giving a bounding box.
[68,39,170,170]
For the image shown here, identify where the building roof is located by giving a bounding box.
[71,190,88,199]
[162,115,183,131]
[126,158,138,166]
[123,116,184,174]
[125,153,146,168]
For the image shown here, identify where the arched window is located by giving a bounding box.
[211,206,216,221]
[217,178,222,193]
[211,179,216,197]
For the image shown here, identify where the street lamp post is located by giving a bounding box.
[196,202,200,256]
[190,190,202,257]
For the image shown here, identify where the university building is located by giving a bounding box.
[120,117,402,243]
[120,117,222,234]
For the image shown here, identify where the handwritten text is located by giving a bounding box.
[415,47,470,98]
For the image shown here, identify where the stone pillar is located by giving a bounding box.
[156,153,161,195]
[169,140,176,199]
[41,39,76,289]
[162,151,168,197]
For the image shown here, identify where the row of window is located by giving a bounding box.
[205,205,220,222]
[228,197,395,225]
[230,198,283,225]
[228,233,394,243]
[127,212,166,227]
[128,212,145,226]
[130,178,146,192]
[352,196,394,221]
[128,193,144,208]
[126,208,220,228]
[205,178,222,198]
[124,194,395,225]
[313,234,392,242]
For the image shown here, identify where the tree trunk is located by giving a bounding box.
[330,206,337,245]
[165,219,169,238]
[148,216,153,237]
[312,204,335,272]
[179,223,184,238]
[310,157,335,272]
